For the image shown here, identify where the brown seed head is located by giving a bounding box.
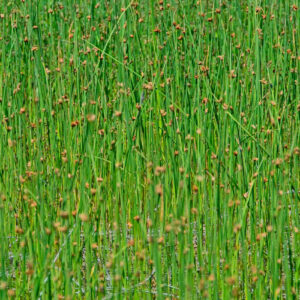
[87,114,96,122]
[79,213,89,222]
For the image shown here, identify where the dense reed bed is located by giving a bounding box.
[0,0,299,299]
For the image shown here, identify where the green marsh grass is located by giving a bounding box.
[0,0,299,299]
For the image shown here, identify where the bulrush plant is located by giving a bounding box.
[0,0,299,299]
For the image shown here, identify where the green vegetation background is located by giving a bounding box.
[0,0,299,299]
